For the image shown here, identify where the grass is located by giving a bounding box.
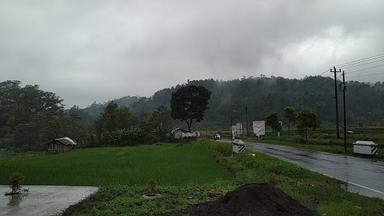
[2,140,384,215]
[0,151,40,160]
[0,143,231,186]
[63,185,230,216]
[211,141,384,216]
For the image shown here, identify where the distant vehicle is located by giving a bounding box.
[213,133,221,141]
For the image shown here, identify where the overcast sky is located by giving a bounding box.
[1,0,384,107]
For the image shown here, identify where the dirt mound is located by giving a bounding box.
[178,183,315,216]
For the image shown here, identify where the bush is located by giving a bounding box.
[102,126,147,146]
[207,141,232,157]
[236,153,259,168]
[267,173,278,185]
[146,179,157,196]
[268,165,308,179]
[9,172,24,193]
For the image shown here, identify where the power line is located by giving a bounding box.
[317,52,384,78]
[319,52,384,77]
[339,55,384,68]
[342,57,384,69]
[348,71,384,78]
[336,52,384,67]
[347,63,384,74]
[319,69,330,76]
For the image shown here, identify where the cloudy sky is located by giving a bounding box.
[1,0,384,107]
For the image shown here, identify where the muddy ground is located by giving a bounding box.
[170,183,315,216]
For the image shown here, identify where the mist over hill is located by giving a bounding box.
[75,96,142,124]
[80,76,384,127]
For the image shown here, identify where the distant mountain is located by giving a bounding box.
[79,96,142,122]
[79,76,384,127]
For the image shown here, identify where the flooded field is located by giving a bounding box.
[0,185,97,216]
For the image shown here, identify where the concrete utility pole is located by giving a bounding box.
[342,71,347,153]
[330,66,342,138]
[245,105,249,136]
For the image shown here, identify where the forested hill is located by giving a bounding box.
[77,96,142,123]
[82,76,384,126]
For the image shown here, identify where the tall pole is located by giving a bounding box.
[230,111,233,139]
[240,109,243,135]
[342,71,347,153]
[330,66,341,138]
[245,105,248,136]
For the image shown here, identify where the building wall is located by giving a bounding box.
[48,142,73,153]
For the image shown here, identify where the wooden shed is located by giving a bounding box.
[48,137,76,153]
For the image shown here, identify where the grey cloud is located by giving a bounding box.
[0,0,383,107]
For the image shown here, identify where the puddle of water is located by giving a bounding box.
[0,185,98,216]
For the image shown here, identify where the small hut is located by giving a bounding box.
[48,137,76,153]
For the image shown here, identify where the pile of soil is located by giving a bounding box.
[176,183,315,216]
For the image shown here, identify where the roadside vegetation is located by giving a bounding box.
[244,128,384,159]
[208,140,384,216]
[235,104,384,159]
[2,140,381,216]
[62,140,384,216]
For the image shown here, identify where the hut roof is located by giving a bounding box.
[54,137,77,146]
[170,127,189,134]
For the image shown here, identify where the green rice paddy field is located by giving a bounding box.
[0,143,231,186]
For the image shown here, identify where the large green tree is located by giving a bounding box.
[150,106,173,138]
[0,80,78,150]
[265,112,281,135]
[296,109,320,142]
[95,102,134,144]
[170,85,211,132]
[284,106,297,130]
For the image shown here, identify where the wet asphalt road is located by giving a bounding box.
[245,141,384,199]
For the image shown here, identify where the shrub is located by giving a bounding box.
[9,172,24,193]
[214,142,232,156]
[204,140,232,156]
[146,179,157,196]
[102,126,147,146]
[236,153,258,168]
[268,165,307,179]
[267,173,278,186]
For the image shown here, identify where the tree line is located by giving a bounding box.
[0,81,174,151]
[265,106,320,142]
[0,81,87,151]
[81,76,384,128]
[3,75,383,151]
[0,81,211,151]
